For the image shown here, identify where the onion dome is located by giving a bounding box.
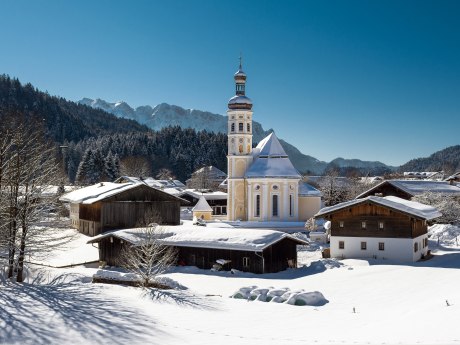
[228,56,252,110]
[228,95,253,110]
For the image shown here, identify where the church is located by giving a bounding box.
[226,62,322,222]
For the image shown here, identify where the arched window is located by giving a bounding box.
[239,123,244,132]
[247,123,250,132]
[272,195,279,217]
[231,123,235,132]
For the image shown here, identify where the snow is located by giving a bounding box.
[87,222,308,252]
[192,196,213,212]
[228,95,252,104]
[245,132,301,178]
[316,195,442,220]
[253,132,288,157]
[3,212,460,344]
[356,179,460,198]
[231,285,328,306]
[59,182,140,204]
[181,189,227,200]
[298,182,322,196]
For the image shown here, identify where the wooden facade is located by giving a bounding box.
[95,236,302,274]
[323,203,428,239]
[77,184,184,236]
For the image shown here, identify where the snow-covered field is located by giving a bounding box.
[1,223,460,345]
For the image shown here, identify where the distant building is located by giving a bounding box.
[186,166,227,190]
[403,171,444,180]
[179,189,228,216]
[192,196,213,221]
[87,224,308,273]
[225,62,321,221]
[355,180,460,200]
[315,196,441,262]
[59,182,186,236]
[445,172,460,185]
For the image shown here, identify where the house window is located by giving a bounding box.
[231,123,235,132]
[414,242,418,252]
[272,195,279,217]
[378,242,385,251]
[255,195,260,217]
[239,122,244,132]
[379,221,384,229]
[339,241,345,249]
[339,221,344,228]
[361,221,366,229]
[289,194,293,217]
[247,123,250,132]
[361,242,367,250]
[242,257,250,267]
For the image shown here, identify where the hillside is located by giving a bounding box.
[80,98,399,175]
[0,75,149,144]
[399,145,460,174]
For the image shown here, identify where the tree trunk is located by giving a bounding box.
[16,219,27,283]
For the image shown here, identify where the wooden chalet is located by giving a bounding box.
[315,196,441,262]
[356,179,460,200]
[60,182,187,236]
[87,224,308,274]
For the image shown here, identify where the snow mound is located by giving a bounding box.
[93,269,187,289]
[429,224,460,246]
[231,286,328,306]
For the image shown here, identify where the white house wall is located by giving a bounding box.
[330,234,429,262]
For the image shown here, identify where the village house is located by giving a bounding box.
[87,223,308,274]
[355,179,460,200]
[178,189,228,216]
[59,182,186,236]
[314,196,441,262]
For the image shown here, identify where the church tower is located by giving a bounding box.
[227,59,253,221]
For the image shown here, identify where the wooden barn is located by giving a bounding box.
[87,224,308,274]
[355,180,460,200]
[314,196,441,262]
[60,182,187,236]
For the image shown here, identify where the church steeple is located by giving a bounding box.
[228,57,252,110]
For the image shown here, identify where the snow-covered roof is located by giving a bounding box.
[445,172,460,181]
[315,195,442,220]
[298,182,322,197]
[219,178,228,189]
[228,95,252,105]
[192,166,226,178]
[192,196,213,212]
[114,176,185,189]
[180,189,228,200]
[245,132,301,179]
[355,180,460,198]
[59,182,141,204]
[87,224,308,252]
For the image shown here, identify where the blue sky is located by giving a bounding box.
[1,0,459,166]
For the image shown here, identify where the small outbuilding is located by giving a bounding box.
[192,196,213,221]
[87,224,308,274]
[315,196,441,262]
[60,182,187,236]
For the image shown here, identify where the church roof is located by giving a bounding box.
[253,132,287,157]
[192,195,213,212]
[245,132,301,179]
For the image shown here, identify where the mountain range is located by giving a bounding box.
[79,98,394,175]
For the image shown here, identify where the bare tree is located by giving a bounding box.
[155,168,175,180]
[0,112,61,282]
[120,225,177,288]
[119,156,151,178]
[412,191,460,225]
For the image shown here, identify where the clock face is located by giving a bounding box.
[255,185,260,190]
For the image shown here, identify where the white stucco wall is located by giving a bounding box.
[330,234,429,262]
